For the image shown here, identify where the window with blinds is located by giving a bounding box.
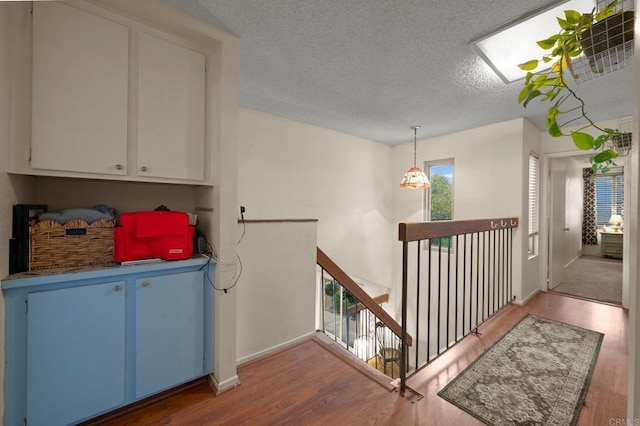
[594,173,624,226]
[528,153,539,256]
[528,153,539,236]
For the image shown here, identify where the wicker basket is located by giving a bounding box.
[29,219,114,270]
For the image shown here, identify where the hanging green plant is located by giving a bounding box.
[517,0,633,173]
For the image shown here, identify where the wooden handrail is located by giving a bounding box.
[347,294,389,317]
[317,248,412,346]
[399,217,519,242]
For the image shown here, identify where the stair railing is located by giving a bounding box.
[317,248,411,378]
[398,217,519,395]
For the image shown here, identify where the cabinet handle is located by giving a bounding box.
[115,164,123,170]
[140,166,148,172]
[114,285,122,292]
[141,282,149,288]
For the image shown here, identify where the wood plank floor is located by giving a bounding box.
[95,291,628,425]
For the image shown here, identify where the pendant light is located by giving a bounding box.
[400,126,430,189]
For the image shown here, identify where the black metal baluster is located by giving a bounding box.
[415,242,421,371]
[493,230,497,315]
[400,242,408,393]
[345,287,350,348]
[497,229,502,309]
[485,232,489,316]
[498,229,502,310]
[427,239,432,363]
[474,233,484,331]
[469,233,474,334]
[446,237,451,348]
[502,228,507,306]
[462,234,467,336]
[321,268,326,334]
[509,227,513,301]
[332,277,337,340]
[374,313,379,372]
[500,228,503,307]
[437,238,442,355]
[503,228,507,306]
[483,231,487,320]
[455,235,459,343]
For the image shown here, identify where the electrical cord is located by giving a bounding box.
[199,207,246,293]
[238,209,246,245]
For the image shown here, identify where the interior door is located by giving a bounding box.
[549,158,568,288]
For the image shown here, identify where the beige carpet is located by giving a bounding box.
[552,256,622,305]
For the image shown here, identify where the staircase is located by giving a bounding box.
[316,248,411,382]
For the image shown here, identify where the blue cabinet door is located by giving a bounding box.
[27,281,126,426]
[135,271,204,398]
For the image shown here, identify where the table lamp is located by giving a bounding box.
[609,214,623,232]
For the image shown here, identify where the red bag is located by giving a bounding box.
[114,211,195,262]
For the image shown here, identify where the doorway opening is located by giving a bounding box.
[547,155,624,306]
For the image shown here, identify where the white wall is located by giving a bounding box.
[393,119,524,223]
[235,221,317,364]
[237,108,393,291]
[391,118,529,314]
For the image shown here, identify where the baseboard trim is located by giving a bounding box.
[313,332,396,392]
[236,331,316,366]
[210,373,241,395]
[514,289,540,306]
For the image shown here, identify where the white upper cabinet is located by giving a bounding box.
[137,33,206,181]
[27,1,212,185]
[31,2,129,176]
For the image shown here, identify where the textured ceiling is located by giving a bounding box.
[161,0,633,145]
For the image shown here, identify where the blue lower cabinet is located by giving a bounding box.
[135,271,204,398]
[2,257,214,426]
[27,282,126,426]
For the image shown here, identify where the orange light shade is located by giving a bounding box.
[400,167,430,188]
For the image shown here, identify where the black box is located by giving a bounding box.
[10,204,47,274]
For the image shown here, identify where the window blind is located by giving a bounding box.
[528,153,539,236]
[594,174,624,225]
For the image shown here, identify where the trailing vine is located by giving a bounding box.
[517,1,630,172]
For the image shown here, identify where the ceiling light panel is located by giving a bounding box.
[471,0,594,83]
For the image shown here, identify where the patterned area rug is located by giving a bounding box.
[438,315,603,425]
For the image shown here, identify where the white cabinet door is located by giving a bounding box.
[27,282,126,426]
[137,33,206,181]
[31,2,129,176]
[135,271,204,398]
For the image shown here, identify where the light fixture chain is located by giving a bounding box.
[413,126,418,167]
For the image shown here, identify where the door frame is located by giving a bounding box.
[540,150,630,308]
